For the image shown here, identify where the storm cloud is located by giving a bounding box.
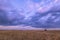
[0,0,60,28]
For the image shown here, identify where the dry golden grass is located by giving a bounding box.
[0,30,60,40]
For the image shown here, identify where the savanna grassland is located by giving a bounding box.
[0,30,60,40]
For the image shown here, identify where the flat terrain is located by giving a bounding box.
[0,30,60,40]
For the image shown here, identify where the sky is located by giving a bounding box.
[0,0,60,30]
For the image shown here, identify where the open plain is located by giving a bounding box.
[0,30,60,40]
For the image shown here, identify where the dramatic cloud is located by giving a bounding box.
[0,0,60,30]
